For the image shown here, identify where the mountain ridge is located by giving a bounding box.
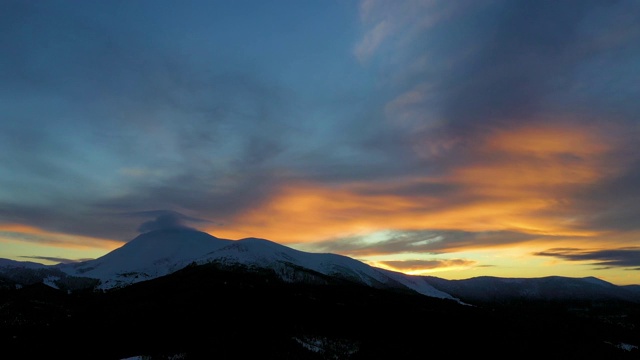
[2,252,638,360]
[1,228,639,358]
[26,228,454,300]
[0,228,638,305]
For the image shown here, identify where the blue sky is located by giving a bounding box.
[1,0,640,285]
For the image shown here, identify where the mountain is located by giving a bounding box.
[54,228,455,300]
[422,275,640,304]
[0,257,99,291]
[2,228,639,306]
[0,258,48,269]
[2,252,639,360]
[56,228,232,289]
[1,228,639,359]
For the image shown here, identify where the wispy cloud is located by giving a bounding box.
[20,255,93,264]
[354,19,391,63]
[535,247,640,269]
[297,230,543,257]
[353,0,461,63]
[0,224,121,249]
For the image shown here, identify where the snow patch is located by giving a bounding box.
[617,342,638,351]
[43,276,60,289]
[293,336,359,359]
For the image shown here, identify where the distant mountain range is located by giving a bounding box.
[1,228,639,359]
[1,228,639,304]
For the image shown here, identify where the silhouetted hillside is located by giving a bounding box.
[1,263,638,359]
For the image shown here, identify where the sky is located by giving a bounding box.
[1,0,639,286]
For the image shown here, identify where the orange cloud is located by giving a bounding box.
[209,178,592,246]
[0,223,122,250]
[374,258,476,274]
[210,121,629,255]
[451,121,621,188]
[488,122,613,156]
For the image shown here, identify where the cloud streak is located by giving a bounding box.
[535,248,640,269]
[378,259,477,273]
[20,255,92,264]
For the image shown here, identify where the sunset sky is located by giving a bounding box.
[1,0,639,285]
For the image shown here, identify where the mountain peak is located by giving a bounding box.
[59,228,231,288]
[118,228,224,257]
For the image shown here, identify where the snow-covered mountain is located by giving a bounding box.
[52,228,455,300]
[3,228,639,305]
[56,229,231,288]
[3,229,639,359]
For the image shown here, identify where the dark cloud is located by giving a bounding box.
[534,247,640,269]
[571,158,640,232]
[0,203,141,241]
[447,1,637,128]
[0,0,299,241]
[0,230,57,245]
[20,256,92,264]
[96,169,281,226]
[134,210,207,233]
[439,1,595,128]
[365,0,640,173]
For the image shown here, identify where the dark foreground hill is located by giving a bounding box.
[1,263,639,360]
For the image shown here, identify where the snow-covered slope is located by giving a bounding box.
[57,228,231,289]
[193,237,455,299]
[54,228,456,300]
